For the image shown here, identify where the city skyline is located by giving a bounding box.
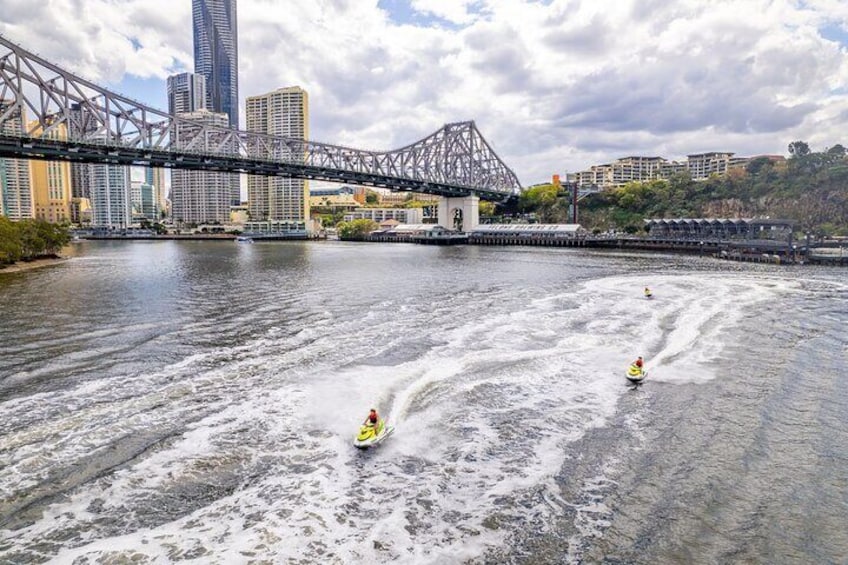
[1,1,848,186]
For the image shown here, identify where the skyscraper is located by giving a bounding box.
[245,87,309,225]
[144,167,167,219]
[0,100,32,220]
[170,109,233,225]
[29,120,72,223]
[88,153,131,229]
[167,73,207,115]
[68,103,96,200]
[193,0,239,128]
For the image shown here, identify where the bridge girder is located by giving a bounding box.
[0,34,522,201]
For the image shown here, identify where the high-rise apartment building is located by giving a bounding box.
[68,103,97,199]
[0,100,33,219]
[88,155,131,228]
[245,87,309,226]
[193,0,238,127]
[170,109,233,225]
[29,120,72,223]
[167,73,207,115]
[144,167,167,218]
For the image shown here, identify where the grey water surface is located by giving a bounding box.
[1,240,845,564]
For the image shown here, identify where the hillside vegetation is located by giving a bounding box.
[519,142,848,235]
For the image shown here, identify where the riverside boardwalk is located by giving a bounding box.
[370,220,845,266]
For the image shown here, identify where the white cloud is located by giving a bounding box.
[2,0,848,184]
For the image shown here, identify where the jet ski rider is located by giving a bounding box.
[633,356,644,369]
[364,408,379,429]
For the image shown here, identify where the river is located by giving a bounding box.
[1,240,846,564]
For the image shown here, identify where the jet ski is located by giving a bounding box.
[354,419,394,449]
[626,364,648,383]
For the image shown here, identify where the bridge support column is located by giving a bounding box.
[437,195,479,232]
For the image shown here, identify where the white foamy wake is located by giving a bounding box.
[1,271,799,563]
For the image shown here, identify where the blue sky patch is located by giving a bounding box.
[110,75,168,113]
[819,23,848,47]
[377,0,481,30]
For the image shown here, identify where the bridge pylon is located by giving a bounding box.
[438,195,479,232]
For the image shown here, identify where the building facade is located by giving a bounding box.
[193,0,238,127]
[0,100,33,219]
[344,207,423,224]
[29,121,72,223]
[573,152,747,188]
[167,73,207,115]
[686,152,736,180]
[89,159,131,228]
[68,102,98,199]
[170,109,233,225]
[144,167,167,219]
[245,87,309,227]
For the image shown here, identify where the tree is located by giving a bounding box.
[827,144,846,159]
[788,140,811,157]
[479,201,496,217]
[0,217,23,264]
[337,219,379,240]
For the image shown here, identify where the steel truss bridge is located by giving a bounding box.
[0,35,522,201]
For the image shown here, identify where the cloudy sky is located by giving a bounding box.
[2,0,848,185]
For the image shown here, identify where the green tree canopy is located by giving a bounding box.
[337,218,379,240]
[0,218,70,264]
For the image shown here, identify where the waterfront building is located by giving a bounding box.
[193,0,239,127]
[0,100,33,219]
[28,120,73,223]
[245,87,309,227]
[88,155,131,228]
[170,109,233,225]
[242,220,307,237]
[344,207,423,224]
[167,73,206,115]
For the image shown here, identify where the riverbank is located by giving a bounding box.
[0,255,67,274]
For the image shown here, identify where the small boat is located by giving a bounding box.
[236,236,254,243]
[626,364,647,383]
[354,419,394,449]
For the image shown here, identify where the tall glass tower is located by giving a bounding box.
[192,0,239,128]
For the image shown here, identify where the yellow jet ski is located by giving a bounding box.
[626,363,647,383]
[354,419,394,449]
